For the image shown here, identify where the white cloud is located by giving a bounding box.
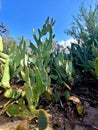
[58,38,77,48]
[57,38,78,53]
[58,40,65,46]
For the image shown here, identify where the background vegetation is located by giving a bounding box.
[0,3,98,130]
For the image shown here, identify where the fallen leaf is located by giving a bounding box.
[69,96,81,105]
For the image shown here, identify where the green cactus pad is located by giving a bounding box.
[38,109,49,130]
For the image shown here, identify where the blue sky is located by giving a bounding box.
[0,0,97,42]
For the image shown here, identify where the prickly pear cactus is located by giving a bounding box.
[38,109,49,130]
[0,36,3,52]
[0,36,10,88]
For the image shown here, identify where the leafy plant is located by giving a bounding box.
[50,44,73,89]
[1,15,98,129]
[65,4,98,79]
[30,17,55,70]
[65,4,98,41]
[0,36,10,89]
[8,38,27,78]
[1,18,53,129]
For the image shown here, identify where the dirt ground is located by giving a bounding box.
[0,104,98,130]
[0,80,98,130]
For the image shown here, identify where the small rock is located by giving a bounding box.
[83,107,98,128]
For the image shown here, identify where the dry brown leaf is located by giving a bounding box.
[69,96,81,105]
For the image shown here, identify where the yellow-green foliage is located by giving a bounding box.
[0,36,3,52]
[0,36,10,88]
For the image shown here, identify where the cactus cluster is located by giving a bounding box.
[0,18,53,129]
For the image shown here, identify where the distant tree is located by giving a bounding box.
[65,4,98,41]
[0,23,13,53]
[0,23,9,38]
